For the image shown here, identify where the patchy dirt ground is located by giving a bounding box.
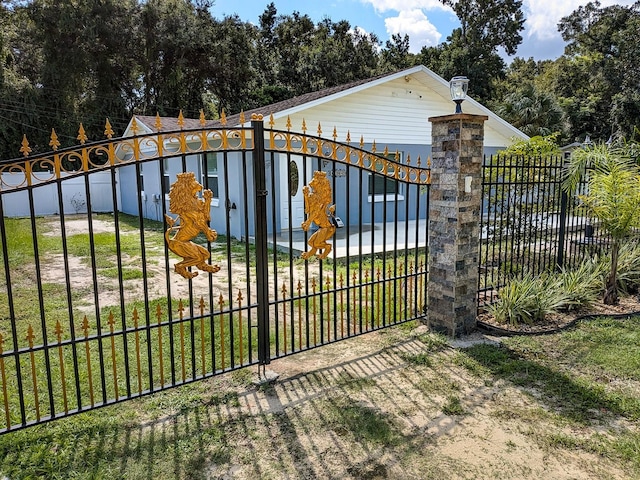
[34,215,639,479]
[165,324,634,480]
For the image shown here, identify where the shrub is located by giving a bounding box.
[615,240,640,294]
[488,273,571,326]
[559,259,605,311]
[488,260,606,326]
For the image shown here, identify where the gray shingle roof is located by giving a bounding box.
[135,71,400,132]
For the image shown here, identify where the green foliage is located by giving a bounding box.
[498,133,561,156]
[615,240,640,294]
[558,2,640,139]
[488,260,607,326]
[563,141,640,303]
[560,259,605,310]
[441,395,466,416]
[495,85,564,137]
[488,273,571,325]
[418,0,525,102]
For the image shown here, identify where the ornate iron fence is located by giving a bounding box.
[478,154,610,307]
[0,114,430,432]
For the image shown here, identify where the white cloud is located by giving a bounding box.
[384,9,442,52]
[361,0,451,13]
[524,0,637,40]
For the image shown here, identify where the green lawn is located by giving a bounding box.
[0,316,638,479]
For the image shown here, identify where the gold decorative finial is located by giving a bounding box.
[286,116,292,131]
[371,140,377,153]
[406,153,411,165]
[317,122,322,137]
[268,114,274,127]
[131,117,139,136]
[383,145,389,156]
[332,127,337,141]
[104,119,114,139]
[251,113,264,121]
[20,134,32,157]
[346,131,351,143]
[165,172,221,279]
[220,109,227,126]
[177,110,185,129]
[77,123,88,144]
[49,129,61,151]
[199,109,206,127]
[302,119,307,133]
[239,110,246,124]
[154,113,163,131]
[359,135,364,148]
[417,155,421,167]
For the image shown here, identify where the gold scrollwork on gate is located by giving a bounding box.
[301,171,337,260]
[165,172,220,278]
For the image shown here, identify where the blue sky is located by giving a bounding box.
[210,0,637,61]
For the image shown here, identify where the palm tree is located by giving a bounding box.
[563,142,640,304]
[496,84,565,137]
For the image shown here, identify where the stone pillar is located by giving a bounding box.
[427,113,487,336]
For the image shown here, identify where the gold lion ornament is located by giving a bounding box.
[301,171,337,260]
[165,172,221,279]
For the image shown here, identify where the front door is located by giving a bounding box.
[279,154,309,229]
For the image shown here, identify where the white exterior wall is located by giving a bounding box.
[1,171,118,217]
[267,77,518,148]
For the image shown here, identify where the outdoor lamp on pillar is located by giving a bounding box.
[449,76,469,114]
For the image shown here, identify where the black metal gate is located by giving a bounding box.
[0,114,430,432]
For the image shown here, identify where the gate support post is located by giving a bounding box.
[252,116,271,365]
[427,113,487,336]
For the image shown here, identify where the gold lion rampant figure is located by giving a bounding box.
[165,172,221,279]
[301,171,337,260]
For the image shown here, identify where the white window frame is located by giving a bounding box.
[368,151,405,203]
[201,152,220,207]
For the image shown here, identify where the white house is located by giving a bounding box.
[118,65,528,238]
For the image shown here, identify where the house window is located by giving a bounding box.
[162,161,170,194]
[201,153,219,200]
[368,151,404,202]
[289,160,299,196]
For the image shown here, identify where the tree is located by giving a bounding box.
[380,33,414,72]
[563,142,640,304]
[557,1,640,140]
[417,0,524,102]
[495,84,564,137]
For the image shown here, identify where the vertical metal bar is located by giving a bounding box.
[27,187,56,417]
[252,119,270,365]
[241,150,251,364]
[270,150,280,355]
[54,178,83,409]
[478,157,486,307]
[357,162,364,333]
[222,151,235,367]
[0,199,26,426]
[556,176,569,270]
[345,163,352,336]
[287,154,296,352]
[107,166,131,398]
[134,161,154,392]
[317,157,325,343]
[403,177,411,323]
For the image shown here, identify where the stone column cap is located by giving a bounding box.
[428,113,489,123]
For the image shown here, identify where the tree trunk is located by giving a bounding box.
[603,239,619,305]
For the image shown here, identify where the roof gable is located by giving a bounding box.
[125,65,528,146]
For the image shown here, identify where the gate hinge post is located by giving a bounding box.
[252,118,271,365]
